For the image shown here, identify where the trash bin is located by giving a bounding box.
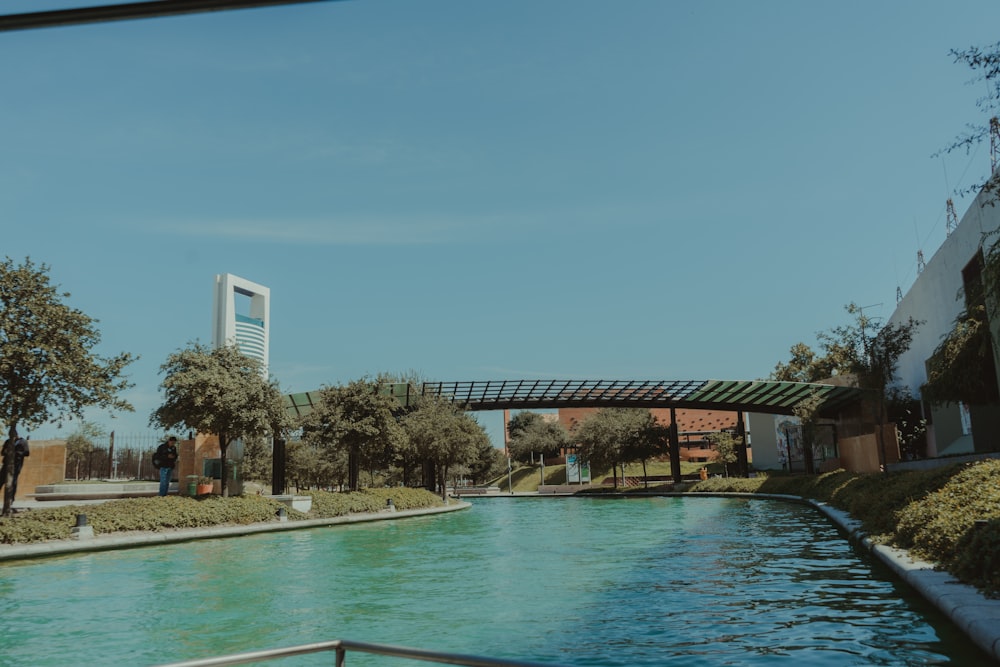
[186,475,198,497]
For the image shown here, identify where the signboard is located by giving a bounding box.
[566,454,591,484]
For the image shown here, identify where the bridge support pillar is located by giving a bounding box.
[736,411,749,477]
[669,407,682,483]
[272,438,286,495]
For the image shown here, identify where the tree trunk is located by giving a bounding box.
[423,460,436,493]
[348,445,360,491]
[440,464,448,502]
[642,459,648,489]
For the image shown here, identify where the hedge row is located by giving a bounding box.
[0,488,445,545]
[687,460,1000,596]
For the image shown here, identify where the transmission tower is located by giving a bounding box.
[946,198,958,237]
[917,250,926,274]
[896,285,903,304]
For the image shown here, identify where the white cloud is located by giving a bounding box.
[145,216,491,245]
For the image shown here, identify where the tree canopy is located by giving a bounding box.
[150,342,291,496]
[0,257,136,514]
[772,303,920,394]
[572,408,667,488]
[506,411,569,464]
[400,393,489,498]
[299,378,406,491]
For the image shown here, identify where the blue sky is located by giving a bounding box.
[3,0,1000,447]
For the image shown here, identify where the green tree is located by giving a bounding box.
[771,342,840,383]
[65,421,105,480]
[467,438,507,486]
[401,394,489,499]
[241,434,273,487]
[620,412,669,487]
[791,390,824,474]
[285,439,344,492]
[300,379,405,491]
[704,431,739,478]
[506,411,569,465]
[774,304,920,397]
[573,408,662,489]
[150,343,291,496]
[0,257,136,515]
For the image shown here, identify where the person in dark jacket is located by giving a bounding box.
[154,437,178,496]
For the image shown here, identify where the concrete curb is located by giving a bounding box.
[0,502,470,562]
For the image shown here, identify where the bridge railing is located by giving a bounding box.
[155,638,575,667]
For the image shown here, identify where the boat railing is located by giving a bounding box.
[154,638,574,667]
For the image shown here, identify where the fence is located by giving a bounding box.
[66,432,167,481]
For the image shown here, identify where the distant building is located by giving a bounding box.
[212,273,270,376]
[557,407,741,463]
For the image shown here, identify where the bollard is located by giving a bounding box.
[71,514,94,540]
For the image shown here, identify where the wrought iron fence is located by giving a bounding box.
[66,432,167,481]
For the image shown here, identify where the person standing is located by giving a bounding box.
[154,436,178,496]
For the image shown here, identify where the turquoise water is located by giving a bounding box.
[0,496,988,666]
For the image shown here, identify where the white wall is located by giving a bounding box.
[887,187,1000,453]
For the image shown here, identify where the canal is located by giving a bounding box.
[0,496,988,666]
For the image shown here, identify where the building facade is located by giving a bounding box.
[887,181,1000,456]
[212,273,270,376]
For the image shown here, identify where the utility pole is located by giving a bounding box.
[107,431,114,479]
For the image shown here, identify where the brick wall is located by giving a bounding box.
[14,440,67,497]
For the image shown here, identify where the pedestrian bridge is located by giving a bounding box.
[281,378,867,485]
[284,379,865,419]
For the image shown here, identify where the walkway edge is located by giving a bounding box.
[0,501,470,562]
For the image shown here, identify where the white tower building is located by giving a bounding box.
[212,273,270,376]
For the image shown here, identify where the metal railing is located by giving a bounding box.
[155,639,574,667]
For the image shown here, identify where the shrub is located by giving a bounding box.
[951,519,1000,597]
[301,487,443,518]
[895,460,1000,564]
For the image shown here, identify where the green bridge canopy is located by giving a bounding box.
[284,379,865,418]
